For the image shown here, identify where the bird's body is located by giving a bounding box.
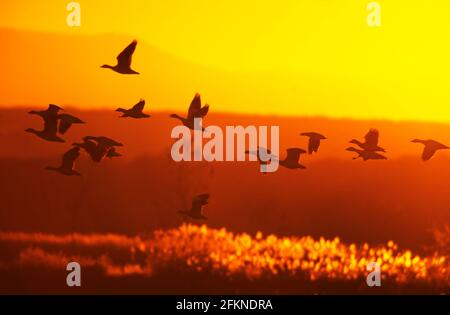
[45,147,81,176]
[116,99,150,118]
[178,193,210,220]
[101,40,139,74]
[25,128,65,142]
[279,148,307,169]
[170,93,209,130]
[300,132,327,154]
[411,139,449,161]
[346,147,387,161]
[350,129,386,152]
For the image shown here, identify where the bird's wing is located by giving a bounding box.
[57,114,84,134]
[365,129,379,146]
[95,137,123,147]
[285,148,305,163]
[194,105,209,118]
[58,114,84,123]
[187,93,202,119]
[58,120,71,134]
[309,138,320,154]
[61,147,80,169]
[48,104,63,112]
[422,146,436,161]
[116,40,137,68]
[131,99,145,112]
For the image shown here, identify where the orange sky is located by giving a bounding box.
[0,0,449,122]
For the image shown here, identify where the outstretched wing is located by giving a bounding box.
[365,129,379,146]
[187,93,202,119]
[131,99,145,112]
[422,147,436,161]
[285,148,306,163]
[84,136,123,147]
[59,120,71,134]
[57,114,84,134]
[308,137,321,154]
[61,147,80,169]
[117,40,137,68]
[195,105,209,118]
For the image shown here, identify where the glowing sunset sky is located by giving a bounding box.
[0,0,449,122]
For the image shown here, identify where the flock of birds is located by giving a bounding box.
[25,40,450,220]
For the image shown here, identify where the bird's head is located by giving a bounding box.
[345,147,358,152]
[24,128,36,134]
[411,139,421,143]
[349,139,359,145]
[100,64,112,69]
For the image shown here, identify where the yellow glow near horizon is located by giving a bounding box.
[0,0,449,122]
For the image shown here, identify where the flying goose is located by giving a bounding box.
[350,129,386,152]
[26,106,64,142]
[177,193,210,220]
[170,93,209,130]
[346,147,387,161]
[411,139,449,161]
[45,147,81,176]
[279,148,307,169]
[116,99,150,118]
[300,132,327,154]
[101,40,140,74]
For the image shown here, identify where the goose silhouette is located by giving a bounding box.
[45,147,81,176]
[350,129,386,152]
[178,193,210,220]
[411,139,449,161]
[300,132,327,154]
[170,93,209,130]
[26,105,64,142]
[57,113,85,134]
[279,148,307,169]
[101,40,139,74]
[346,147,387,161]
[116,99,150,118]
